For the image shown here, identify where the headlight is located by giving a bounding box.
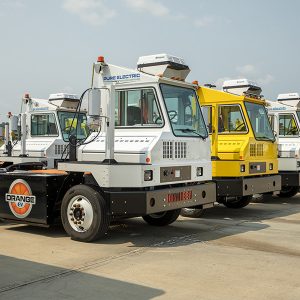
[297,161,300,168]
[196,167,203,176]
[240,164,245,172]
[269,163,273,170]
[144,170,153,181]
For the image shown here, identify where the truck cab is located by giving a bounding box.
[0,93,88,169]
[267,93,300,197]
[197,79,281,208]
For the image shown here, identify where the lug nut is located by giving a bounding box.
[71,218,74,221]
[71,207,74,211]
[73,204,76,207]
[78,221,81,225]
[82,213,85,216]
[69,213,73,216]
[74,221,77,224]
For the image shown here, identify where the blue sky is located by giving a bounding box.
[0,0,300,119]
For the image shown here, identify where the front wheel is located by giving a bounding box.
[277,186,299,198]
[221,195,252,209]
[180,208,204,218]
[142,209,181,226]
[61,185,110,242]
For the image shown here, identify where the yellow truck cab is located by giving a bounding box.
[198,79,281,208]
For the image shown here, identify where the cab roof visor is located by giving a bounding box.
[223,79,262,98]
[277,93,300,107]
[48,93,80,110]
[137,53,190,80]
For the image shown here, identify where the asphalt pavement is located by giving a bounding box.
[0,194,300,300]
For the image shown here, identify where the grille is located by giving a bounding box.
[163,141,187,159]
[250,144,256,156]
[163,141,173,158]
[55,144,65,155]
[175,141,187,159]
[257,144,263,156]
[250,144,263,157]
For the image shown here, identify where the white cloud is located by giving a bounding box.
[236,64,256,75]
[257,74,274,85]
[62,0,116,26]
[125,0,169,17]
[194,16,215,28]
[236,64,274,86]
[214,77,231,90]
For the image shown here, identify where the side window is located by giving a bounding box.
[218,105,247,133]
[202,106,212,133]
[31,114,58,136]
[115,88,162,126]
[279,114,299,136]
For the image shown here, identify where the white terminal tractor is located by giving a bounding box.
[0,54,216,242]
[0,93,87,169]
[267,93,300,197]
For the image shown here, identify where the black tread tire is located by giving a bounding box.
[277,186,299,198]
[61,184,110,242]
[222,195,252,209]
[180,208,204,218]
[142,209,181,226]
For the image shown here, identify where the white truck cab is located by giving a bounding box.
[0,54,216,242]
[0,93,88,169]
[267,93,300,197]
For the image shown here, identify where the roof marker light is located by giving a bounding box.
[97,56,105,63]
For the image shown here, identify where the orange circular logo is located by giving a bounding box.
[5,179,36,218]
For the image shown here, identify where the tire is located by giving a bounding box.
[61,184,110,242]
[180,208,204,218]
[277,186,299,198]
[142,209,181,226]
[222,195,252,209]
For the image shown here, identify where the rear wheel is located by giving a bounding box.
[61,185,110,242]
[180,208,204,218]
[278,186,299,198]
[221,195,252,209]
[142,209,181,226]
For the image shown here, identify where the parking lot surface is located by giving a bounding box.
[0,195,300,300]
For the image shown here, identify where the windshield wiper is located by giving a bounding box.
[256,136,275,142]
[175,128,207,139]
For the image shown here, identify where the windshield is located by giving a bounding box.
[244,102,275,141]
[160,84,208,138]
[57,111,89,142]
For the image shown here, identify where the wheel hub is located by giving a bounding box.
[67,196,93,232]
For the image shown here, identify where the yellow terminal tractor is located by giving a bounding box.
[189,79,281,213]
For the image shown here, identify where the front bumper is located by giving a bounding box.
[280,171,300,188]
[214,175,281,197]
[106,182,216,216]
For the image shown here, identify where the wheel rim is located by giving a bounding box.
[183,208,198,213]
[281,187,294,193]
[67,195,94,232]
[226,196,242,204]
[148,212,167,219]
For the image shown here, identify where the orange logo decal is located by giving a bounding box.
[5,179,36,218]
